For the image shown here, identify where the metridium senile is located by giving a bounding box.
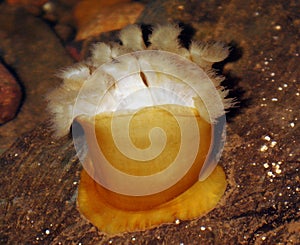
[47,24,235,234]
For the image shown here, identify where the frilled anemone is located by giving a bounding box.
[47,24,234,234]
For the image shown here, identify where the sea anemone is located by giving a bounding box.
[47,24,234,234]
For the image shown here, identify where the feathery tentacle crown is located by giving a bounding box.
[47,24,234,137]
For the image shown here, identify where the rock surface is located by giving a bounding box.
[0,0,299,244]
[74,0,145,40]
[0,3,73,151]
[0,63,22,124]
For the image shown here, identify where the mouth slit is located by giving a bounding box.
[140,71,149,87]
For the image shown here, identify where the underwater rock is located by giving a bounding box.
[0,3,73,150]
[6,0,47,6]
[74,0,145,40]
[0,63,22,124]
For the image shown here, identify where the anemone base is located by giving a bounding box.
[78,165,227,234]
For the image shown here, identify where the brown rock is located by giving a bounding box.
[0,3,73,151]
[0,63,22,124]
[54,23,75,42]
[74,0,145,40]
[6,0,48,6]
